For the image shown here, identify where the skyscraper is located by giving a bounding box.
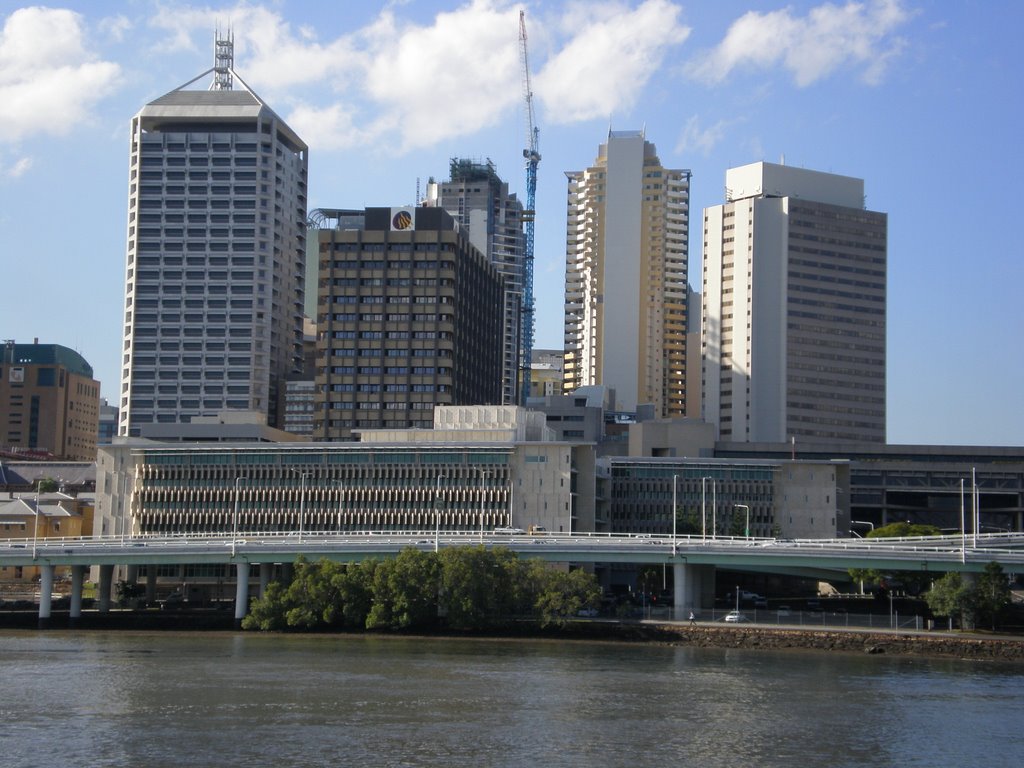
[118,34,308,436]
[563,130,690,417]
[425,159,525,405]
[702,161,887,445]
[314,206,504,441]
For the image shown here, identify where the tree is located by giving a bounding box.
[114,580,144,607]
[367,548,440,630]
[337,559,377,629]
[284,557,346,629]
[974,561,1012,630]
[925,572,973,629]
[529,563,601,628]
[675,507,701,536]
[869,522,942,539]
[36,477,59,493]
[242,581,293,631]
[439,545,517,629]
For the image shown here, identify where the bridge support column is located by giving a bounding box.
[673,563,715,616]
[146,568,157,604]
[38,564,55,628]
[69,565,86,624]
[98,564,114,613]
[126,564,139,583]
[234,562,250,628]
[259,562,273,597]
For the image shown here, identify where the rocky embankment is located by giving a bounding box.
[640,623,1024,662]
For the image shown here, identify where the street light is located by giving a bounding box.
[290,470,310,542]
[672,474,680,554]
[32,478,42,560]
[434,474,444,553]
[479,469,488,544]
[734,504,750,539]
[231,476,247,558]
[701,477,708,542]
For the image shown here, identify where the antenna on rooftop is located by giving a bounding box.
[211,26,234,91]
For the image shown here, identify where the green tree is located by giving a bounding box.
[974,561,1012,630]
[114,580,144,607]
[242,581,294,631]
[529,563,601,628]
[337,559,377,628]
[675,507,701,536]
[439,545,519,629]
[36,477,59,493]
[869,522,942,539]
[925,572,974,629]
[367,548,440,630]
[284,557,346,629]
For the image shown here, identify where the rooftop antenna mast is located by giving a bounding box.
[211,26,234,91]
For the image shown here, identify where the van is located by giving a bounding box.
[528,525,547,535]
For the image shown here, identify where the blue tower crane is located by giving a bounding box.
[518,10,540,406]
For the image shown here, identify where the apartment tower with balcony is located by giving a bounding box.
[563,130,690,417]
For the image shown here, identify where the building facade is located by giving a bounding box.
[119,37,308,436]
[426,159,525,405]
[702,161,887,444]
[313,207,505,441]
[1,341,100,461]
[563,130,690,418]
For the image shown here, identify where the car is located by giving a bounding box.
[160,592,185,611]
[723,611,750,623]
[577,608,599,618]
[777,605,792,617]
[493,526,525,535]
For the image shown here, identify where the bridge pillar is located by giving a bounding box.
[673,563,715,616]
[146,568,157,604]
[259,562,273,597]
[98,564,114,613]
[69,564,86,622]
[38,564,55,628]
[234,562,250,628]
[126,564,139,583]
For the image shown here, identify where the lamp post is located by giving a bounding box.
[479,469,488,544]
[231,476,247,558]
[960,477,966,564]
[290,470,309,542]
[734,504,750,539]
[701,477,708,542]
[672,474,679,554]
[434,474,444,553]
[32,478,41,560]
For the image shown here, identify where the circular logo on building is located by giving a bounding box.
[392,210,413,230]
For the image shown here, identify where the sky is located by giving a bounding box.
[0,0,1021,447]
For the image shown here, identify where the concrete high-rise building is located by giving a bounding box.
[1,340,100,461]
[314,207,505,441]
[702,161,887,445]
[563,130,690,418]
[118,34,308,436]
[425,159,525,405]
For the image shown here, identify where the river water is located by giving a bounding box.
[1,631,1022,768]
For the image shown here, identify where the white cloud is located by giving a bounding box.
[99,14,132,43]
[675,115,735,156]
[143,0,690,152]
[537,0,691,123]
[1,154,33,179]
[687,0,913,87]
[0,7,121,143]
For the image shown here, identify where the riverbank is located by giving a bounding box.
[2,609,1023,662]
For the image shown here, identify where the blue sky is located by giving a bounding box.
[1,0,1021,446]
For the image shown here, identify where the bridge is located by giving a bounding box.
[4,531,1023,625]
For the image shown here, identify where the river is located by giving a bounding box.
[1,631,1022,767]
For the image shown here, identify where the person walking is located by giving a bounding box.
[688,611,696,626]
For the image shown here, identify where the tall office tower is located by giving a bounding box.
[563,130,690,417]
[314,207,505,441]
[702,161,887,445]
[0,340,100,461]
[118,34,308,436]
[425,159,525,405]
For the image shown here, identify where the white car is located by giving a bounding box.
[493,526,525,535]
[723,611,750,623]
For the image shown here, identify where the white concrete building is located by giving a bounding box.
[563,130,690,418]
[119,35,308,436]
[702,162,887,445]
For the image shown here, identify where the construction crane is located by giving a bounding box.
[518,9,540,406]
